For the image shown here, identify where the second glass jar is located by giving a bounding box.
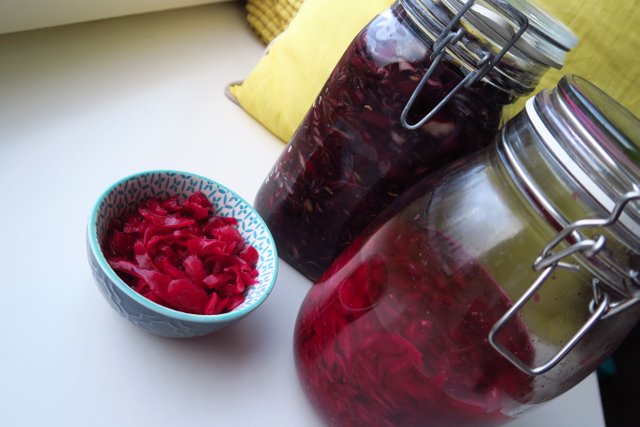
[293,75,640,427]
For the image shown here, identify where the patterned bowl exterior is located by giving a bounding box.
[87,170,278,338]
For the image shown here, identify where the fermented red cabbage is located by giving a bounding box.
[102,192,259,315]
[294,223,534,427]
[254,4,513,281]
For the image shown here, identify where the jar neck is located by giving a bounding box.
[534,77,640,211]
[497,91,640,300]
[399,0,565,97]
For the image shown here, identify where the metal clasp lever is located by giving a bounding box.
[400,0,529,130]
[488,191,640,376]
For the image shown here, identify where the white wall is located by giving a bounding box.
[0,0,235,34]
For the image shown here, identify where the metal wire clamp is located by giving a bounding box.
[488,191,640,376]
[400,0,529,130]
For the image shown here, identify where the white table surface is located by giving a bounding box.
[0,2,606,426]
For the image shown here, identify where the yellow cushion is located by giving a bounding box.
[506,0,640,118]
[232,0,640,142]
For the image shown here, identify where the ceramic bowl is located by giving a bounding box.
[87,170,278,338]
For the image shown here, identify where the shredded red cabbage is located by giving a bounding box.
[294,223,534,427]
[102,192,259,315]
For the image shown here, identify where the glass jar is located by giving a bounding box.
[293,75,640,427]
[254,0,577,281]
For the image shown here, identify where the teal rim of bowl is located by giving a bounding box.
[88,169,279,324]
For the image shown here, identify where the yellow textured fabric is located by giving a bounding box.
[506,0,640,119]
[246,0,303,45]
[232,0,640,143]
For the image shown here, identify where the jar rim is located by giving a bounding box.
[528,75,640,237]
[399,0,578,96]
[556,75,640,169]
[441,0,577,68]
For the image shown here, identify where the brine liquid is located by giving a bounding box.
[294,222,534,427]
[254,4,511,281]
